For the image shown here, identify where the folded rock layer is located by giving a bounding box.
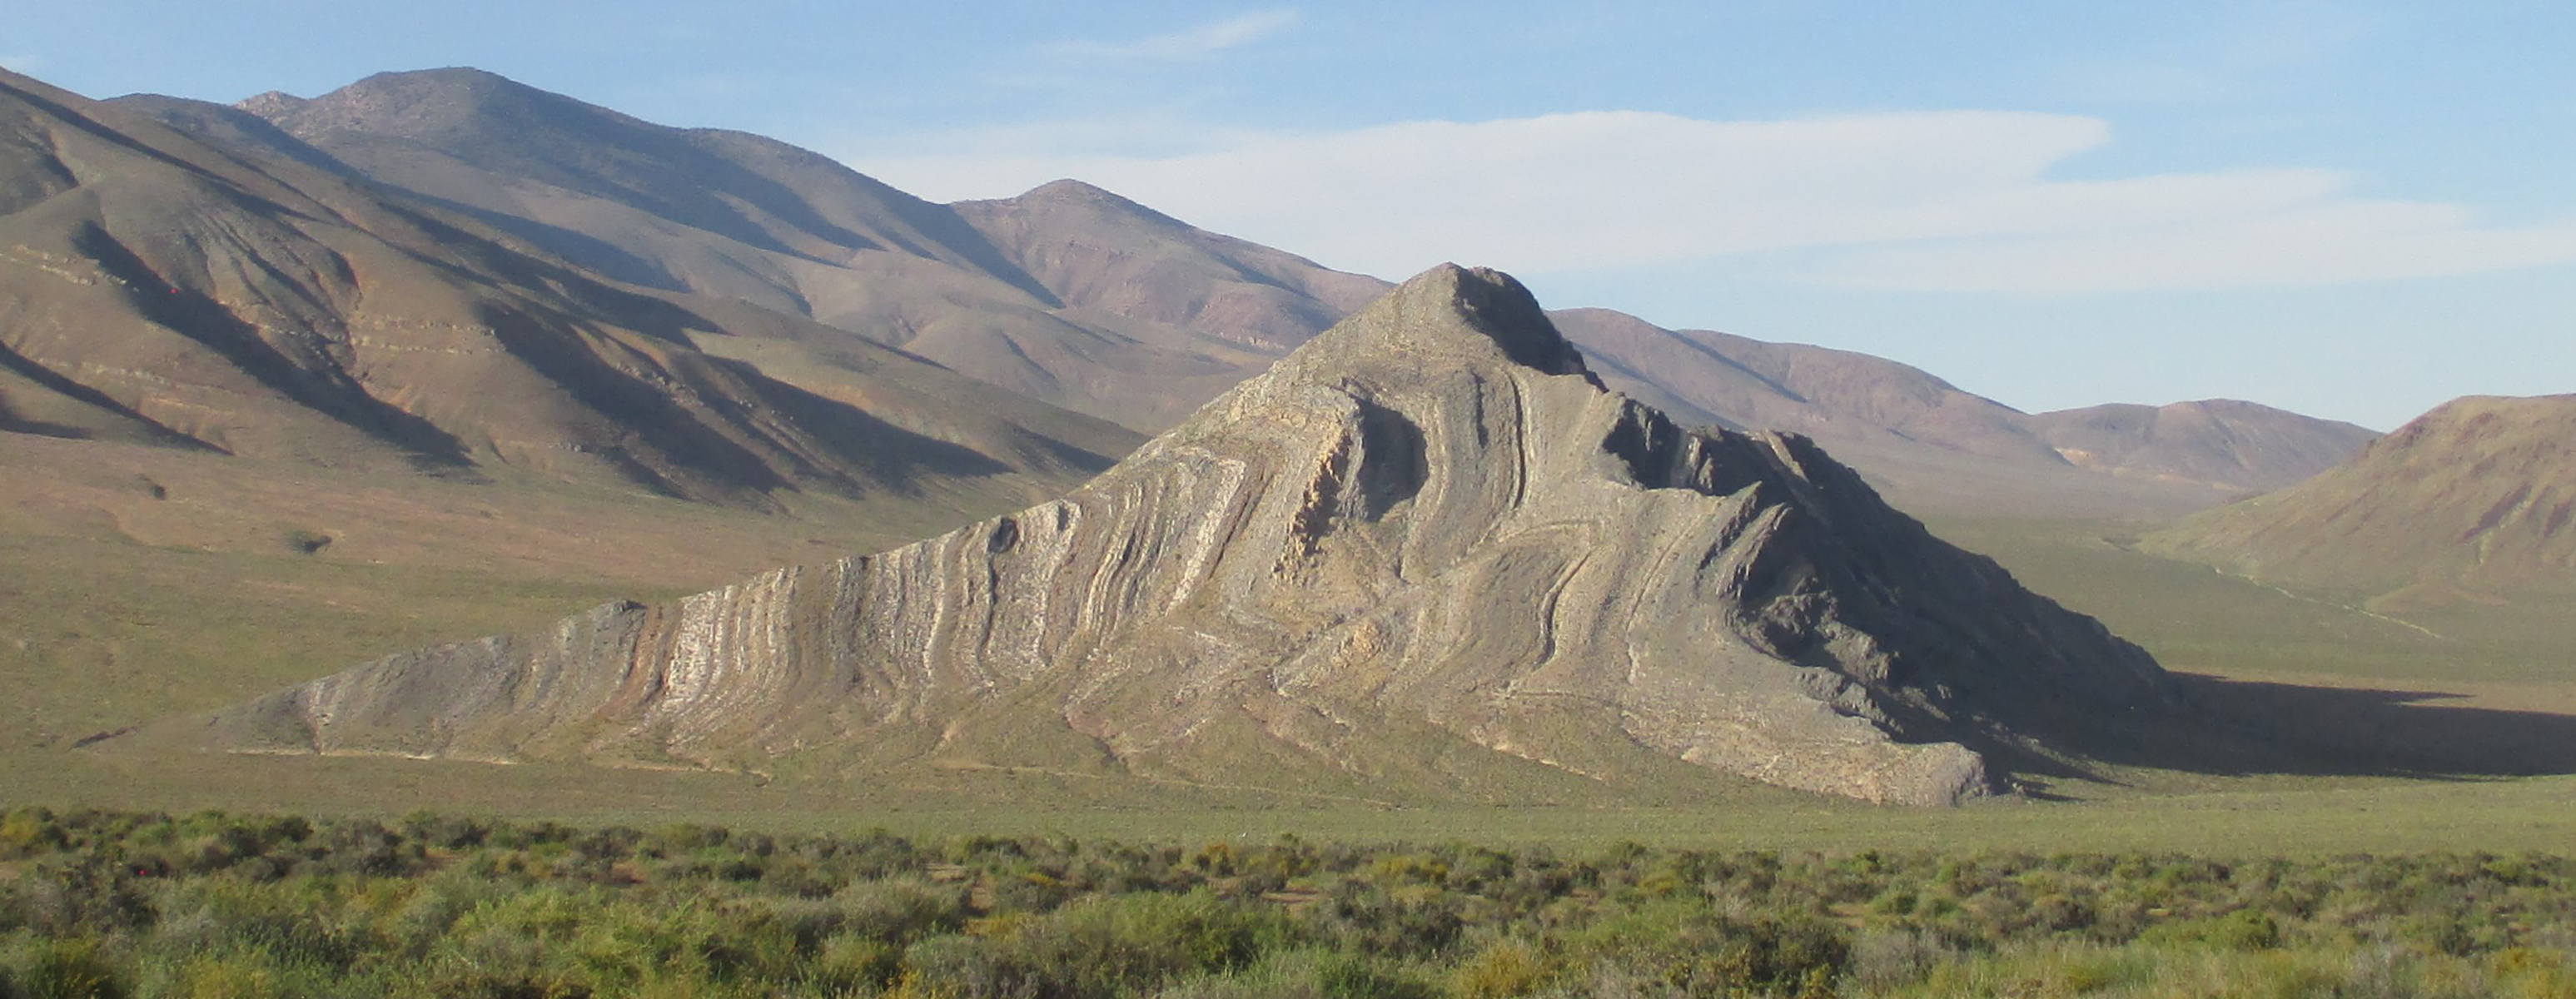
[184,265,2179,805]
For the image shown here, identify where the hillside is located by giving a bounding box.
[126,69,1300,431]
[4,67,1132,513]
[2141,394,2576,606]
[1550,311,2373,515]
[2029,399,2380,495]
[150,266,2186,806]
[115,67,2375,516]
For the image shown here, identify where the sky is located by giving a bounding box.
[7,1,2573,429]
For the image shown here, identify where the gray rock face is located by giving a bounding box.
[186,266,2179,805]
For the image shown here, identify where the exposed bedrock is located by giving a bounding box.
[182,265,2181,805]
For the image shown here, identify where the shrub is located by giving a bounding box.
[1448,937,1555,998]
[0,936,129,999]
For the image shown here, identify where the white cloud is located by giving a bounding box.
[850,109,2576,295]
[1055,10,1300,61]
[0,54,47,74]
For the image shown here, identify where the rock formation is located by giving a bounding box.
[177,266,2181,805]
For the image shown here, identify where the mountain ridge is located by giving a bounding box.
[106,66,2375,517]
[3,66,1136,513]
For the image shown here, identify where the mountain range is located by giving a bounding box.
[2,67,1134,520]
[101,67,2376,519]
[12,64,2515,808]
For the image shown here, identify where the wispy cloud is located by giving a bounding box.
[849,109,2576,296]
[2051,2,2381,103]
[0,53,47,75]
[1055,10,1300,61]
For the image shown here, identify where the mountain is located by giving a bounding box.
[122,68,1314,432]
[950,179,1390,352]
[1542,311,2360,515]
[114,67,2373,517]
[2,67,1134,513]
[2141,394,2576,605]
[157,266,2184,806]
[2028,400,2380,495]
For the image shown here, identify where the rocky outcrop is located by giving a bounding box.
[179,266,2181,805]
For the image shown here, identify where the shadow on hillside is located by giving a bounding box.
[2059,673,2576,782]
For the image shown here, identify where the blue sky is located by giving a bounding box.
[8,1,2573,428]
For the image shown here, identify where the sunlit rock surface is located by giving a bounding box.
[185,266,2180,805]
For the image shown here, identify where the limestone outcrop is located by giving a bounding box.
[180,266,2181,805]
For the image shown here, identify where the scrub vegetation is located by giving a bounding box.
[2,808,2571,998]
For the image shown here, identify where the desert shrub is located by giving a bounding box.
[1146,947,1436,999]
[1562,899,1847,997]
[300,819,425,879]
[832,877,972,945]
[0,812,54,859]
[147,876,370,972]
[0,935,129,999]
[1447,937,1557,998]
[808,932,900,994]
[905,890,1293,999]
[1844,929,1945,992]
[1307,880,1464,957]
[0,810,2572,997]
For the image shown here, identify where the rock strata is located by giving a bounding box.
[182,266,2180,805]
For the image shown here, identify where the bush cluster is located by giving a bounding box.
[0,808,2569,997]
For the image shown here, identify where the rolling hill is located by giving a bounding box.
[2142,394,2576,607]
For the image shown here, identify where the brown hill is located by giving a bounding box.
[2030,400,2380,495]
[952,179,1389,351]
[1549,311,2374,515]
[159,266,2183,806]
[129,69,1297,431]
[3,67,1133,512]
[2142,394,2576,605]
[124,67,2372,515]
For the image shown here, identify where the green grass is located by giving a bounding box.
[0,534,656,747]
[13,749,2572,856]
[1916,516,2572,684]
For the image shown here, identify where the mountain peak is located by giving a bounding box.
[234,90,306,116]
[989,178,1191,231]
[1021,177,1130,203]
[1305,263,1596,385]
[239,67,624,144]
